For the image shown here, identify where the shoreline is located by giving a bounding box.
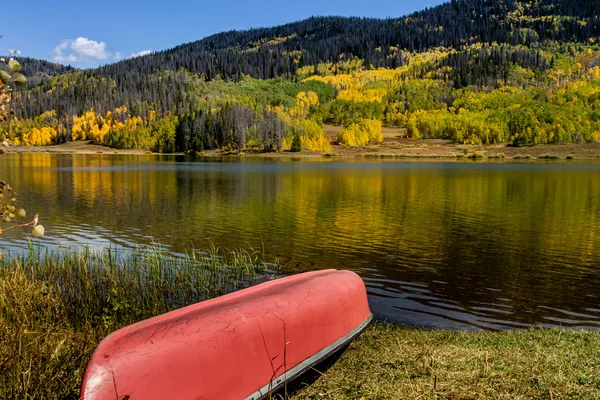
[5,139,600,161]
[2,248,599,398]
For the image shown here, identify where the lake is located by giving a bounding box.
[1,153,599,331]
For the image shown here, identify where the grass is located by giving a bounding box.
[363,153,454,159]
[2,248,599,399]
[291,323,600,400]
[513,153,533,159]
[0,245,278,399]
[487,152,506,159]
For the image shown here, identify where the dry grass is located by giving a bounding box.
[291,323,600,400]
[0,268,97,399]
[0,245,277,399]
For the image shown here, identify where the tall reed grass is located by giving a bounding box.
[0,244,279,399]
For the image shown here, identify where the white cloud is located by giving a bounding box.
[53,37,112,65]
[114,52,123,61]
[128,50,152,59]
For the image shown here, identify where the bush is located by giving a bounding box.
[538,154,561,159]
[337,119,382,146]
[292,119,331,152]
[467,152,485,159]
[513,153,532,159]
[20,127,57,146]
[488,153,506,159]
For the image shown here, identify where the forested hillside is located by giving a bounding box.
[101,0,600,79]
[5,0,600,153]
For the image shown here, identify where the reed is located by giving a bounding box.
[0,244,279,399]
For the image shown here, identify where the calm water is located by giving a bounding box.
[1,153,600,331]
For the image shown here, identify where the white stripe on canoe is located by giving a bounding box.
[245,314,374,400]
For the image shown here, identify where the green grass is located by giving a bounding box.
[0,245,278,399]
[291,323,600,400]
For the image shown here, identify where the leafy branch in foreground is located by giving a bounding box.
[0,49,44,239]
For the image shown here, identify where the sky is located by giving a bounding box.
[9,0,446,68]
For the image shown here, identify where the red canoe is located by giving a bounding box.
[80,269,372,400]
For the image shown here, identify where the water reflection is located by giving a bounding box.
[1,154,599,330]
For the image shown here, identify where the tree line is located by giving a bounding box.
[4,0,600,151]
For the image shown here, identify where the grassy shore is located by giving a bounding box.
[291,324,600,399]
[5,135,600,161]
[1,248,599,399]
[0,245,276,399]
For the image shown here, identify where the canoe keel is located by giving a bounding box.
[80,269,372,400]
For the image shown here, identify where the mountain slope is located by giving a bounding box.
[17,57,76,77]
[8,0,600,150]
[96,0,600,80]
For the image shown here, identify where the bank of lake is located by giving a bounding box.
[1,247,599,399]
[5,124,600,160]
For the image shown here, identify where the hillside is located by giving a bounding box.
[16,57,76,77]
[5,0,600,153]
[99,0,600,80]
[3,57,77,87]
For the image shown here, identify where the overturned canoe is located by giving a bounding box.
[80,269,372,400]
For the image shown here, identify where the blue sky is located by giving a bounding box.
[9,0,445,68]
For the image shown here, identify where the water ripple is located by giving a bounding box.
[2,154,600,330]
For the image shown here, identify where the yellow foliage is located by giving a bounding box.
[304,67,402,91]
[337,119,382,146]
[295,91,319,109]
[361,119,383,143]
[69,106,134,144]
[336,88,387,103]
[71,109,99,141]
[296,65,315,80]
[303,135,331,152]
[290,91,320,117]
[126,116,144,127]
[21,127,57,146]
[338,124,369,146]
[293,119,331,152]
[306,73,358,91]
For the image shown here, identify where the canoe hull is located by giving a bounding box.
[80,269,372,400]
